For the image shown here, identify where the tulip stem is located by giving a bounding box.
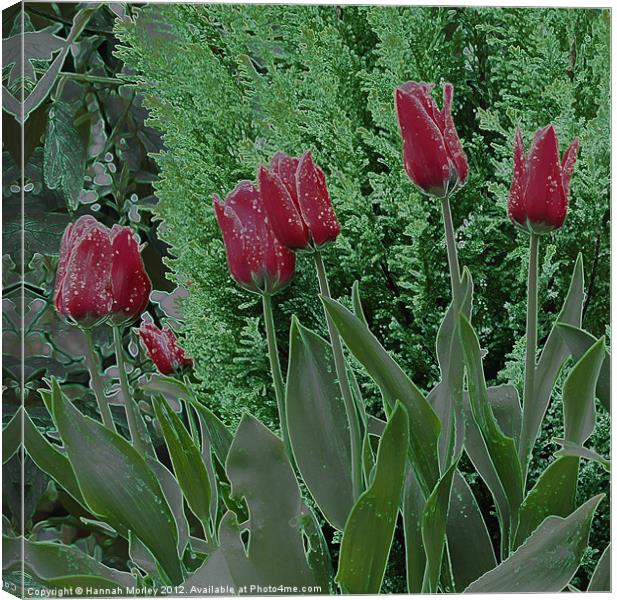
[314,251,363,501]
[262,294,292,460]
[440,196,463,306]
[82,328,115,431]
[519,233,540,478]
[112,326,146,454]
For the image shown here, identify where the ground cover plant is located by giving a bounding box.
[2,2,610,595]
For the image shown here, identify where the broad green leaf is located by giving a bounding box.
[195,410,219,526]
[556,324,610,413]
[432,269,472,469]
[464,494,603,592]
[139,372,189,411]
[362,431,375,488]
[351,280,368,326]
[322,296,440,495]
[446,471,497,591]
[2,409,21,463]
[462,384,521,557]
[187,415,326,591]
[3,536,135,591]
[521,254,584,467]
[153,396,211,528]
[421,462,458,592]
[187,398,233,466]
[402,466,426,593]
[514,337,608,549]
[336,402,409,594]
[43,101,85,210]
[513,456,579,550]
[588,543,610,591]
[459,316,523,543]
[488,384,521,441]
[563,337,605,446]
[285,318,353,530]
[23,408,85,506]
[50,379,183,584]
[553,439,610,472]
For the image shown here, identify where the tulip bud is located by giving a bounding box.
[395,81,468,197]
[54,215,151,326]
[139,321,192,375]
[213,181,296,294]
[259,150,341,251]
[508,125,579,234]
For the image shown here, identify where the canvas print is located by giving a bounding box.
[2,2,611,596]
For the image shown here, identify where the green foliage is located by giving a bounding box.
[117,7,609,587]
[116,4,609,424]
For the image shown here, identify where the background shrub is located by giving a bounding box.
[115,5,609,586]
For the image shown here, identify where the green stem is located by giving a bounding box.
[519,233,540,477]
[440,196,463,307]
[112,326,146,454]
[262,294,292,460]
[82,328,115,430]
[314,251,363,501]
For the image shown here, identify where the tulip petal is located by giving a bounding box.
[271,151,301,208]
[296,151,341,247]
[441,83,468,187]
[58,223,114,322]
[561,137,580,197]
[525,125,567,229]
[214,192,255,291]
[396,87,450,195]
[507,128,529,226]
[258,166,309,249]
[109,226,152,323]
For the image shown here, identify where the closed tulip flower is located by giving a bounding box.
[54,215,151,326]
[258,150,341,250]
[395,81,468,197]
[139,321,192,375]
[214,181,296,294]
[508,125,579,234]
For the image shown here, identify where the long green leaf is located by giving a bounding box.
[421,462,458,592]
[464,494,603,592]
[187,398,233,466]
[336,402,409,594]
[446,471,497,591]
[520,254,584,467]
[432,269,473,468]
[2,409,21,463]
[553,439,610,472]
[153,395,211,528]
[3,536,135,591]
[588,543,610,591]
[513,456,579,550]
[402,466,426,593]
[49,379,183,584]
[322,296,440,495]
[23,408,85,506]
[556,323,610,413]
[459,316,523,543]
[285,317,354,530]
[563,337,605,446]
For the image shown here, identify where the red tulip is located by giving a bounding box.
[395,82,468,197]
[54,215,151,325]
[258,150,341,250]
[139,321,192,375]
[508,126,579,234]
[213,181,296,294]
